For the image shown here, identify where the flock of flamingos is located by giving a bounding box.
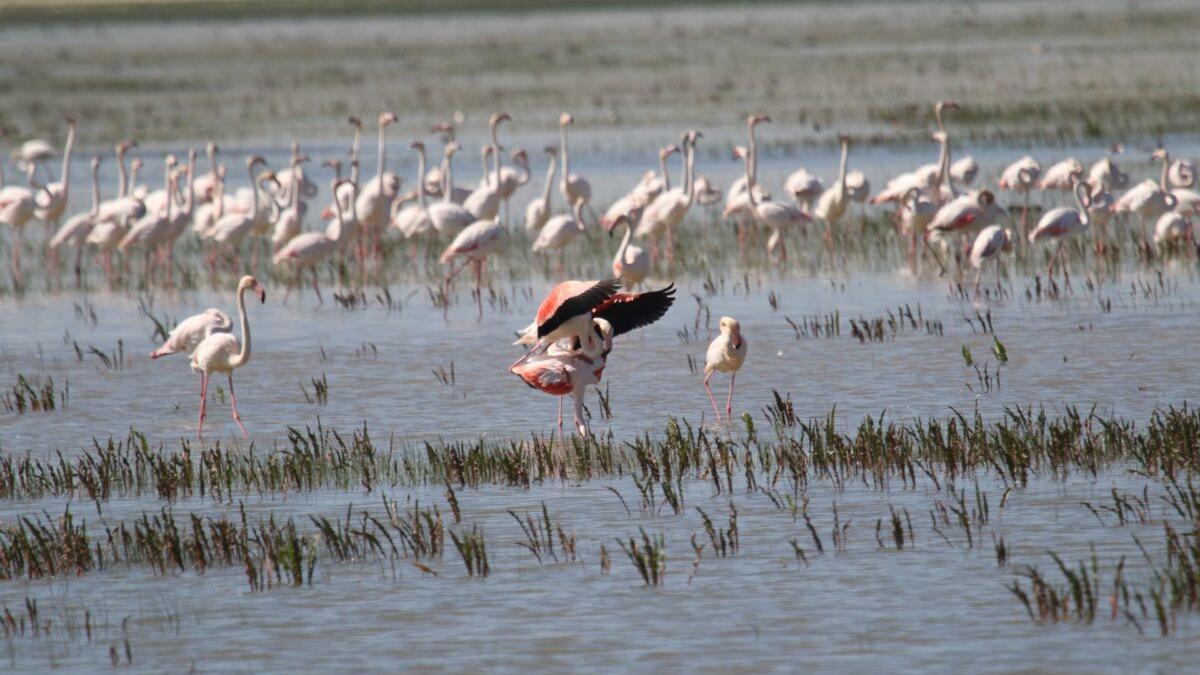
[2,100,1198,437]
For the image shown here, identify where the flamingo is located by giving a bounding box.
[270,154,308,252]
[1038,158,1083,192]
[1153,211,1194,255]
[10,136,56,182]
[0,136,39,284]
[440,214,506,318]
[192,142,221,203]
[926,189,1004,273]
[1168,157,1195,189]
[512,285,675,436]
[33,117,76,248]
[733,145,810,262]
[513,278,621,364]
[464,143,503,220]
[998,155,1040,244]
[190,275,266,440]
[211,156,268,265]
[968,225,1014,294]
[784,167,824,210]
[88,140,145,279]
[725,114,772,249]
[636,130,699,264]
[558,112,596,225]
[608,212,649,289]
[355,111,400,257]
[496,146,530,224]
[813,135,851,246]
[160,149,197,283]
[49,155,102,283]
[898,186,940,271]
[119,155,178,281]
[276,178,356,303]
[872,101,960,206]
[524,146,558,233]
[694,175,723,206]
[703,316,747,422]
[533,195,587,262]
[602,144,677,230]
[1029,180,1092,288]
[391,142,434,240]
[272,142,319,206]
[1088,156,1129,193]
[150,308,233,359]
[427,141,475,236]
[1113,148,1177,255]
[951,156,979,187]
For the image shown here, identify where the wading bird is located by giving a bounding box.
[703,316,747,421]
[190,275,266,440]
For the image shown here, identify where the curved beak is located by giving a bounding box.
[255,282,267,304]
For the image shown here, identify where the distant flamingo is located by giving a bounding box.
[191,275,266,440]
[636,131,699,265]
[391,142,434,240]
[1087,156,1129,193]
[88,140,145,280]
[1029,180,1092,288]
[608,212,649,289]
[998,155,1040,245]
[119,155,178,281]
[1153,211,1194,255]
[813,135,851,246]
[951,156,979,187]
[427,141,475,237]
[276,178,356,303]
[703,316,747,421]
[151,308,233,359]
[524,146,558,233]
[49,155,102,283]
[355,112,400,257]
[725,114,772,250]
[558,113,596,225]
[1,131,41,284]
[694,175,723,206]
[1038,158,1083,192]
[1114,149,1177,255]
[732,145,810,262]
[602,144,677,230]
[898,186,940,271]
[211,156,269,267]
[440,214,506,318]
[533,196,587,265]
[968,225,1014,294]
[34,117,76,249]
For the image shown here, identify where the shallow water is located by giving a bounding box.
[6,119,1200,674]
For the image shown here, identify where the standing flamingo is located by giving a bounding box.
[703,316,747,422]
[968,225,1014,294]
[608,212,649,289]
[636,130,699,265]
[558,113,596,225]
[725,114,772,250]
[602,144,678,230]
[813,135,851,247]
[391,142,434,240]
[34,117,76,250]
[1113,148,1178,256]
[898,186,940,271]
[440,213,506,318]
[88,140,145,280]
[191,275,266,440]
[533,196,587,266]
[427,141,475,237]
[1028,180,1092,288]
[524,146,558,233]
[998,155,1041,246]
[49,155,102,283]
[355,111,400,258]
[276,178,356,303]
[1038,158,1083,191]
[119,155,178,281]
[732,146,810,262]
[211,156,268,268]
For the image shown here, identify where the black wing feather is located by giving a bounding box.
[538,278,621,338]
[594,284,676,337]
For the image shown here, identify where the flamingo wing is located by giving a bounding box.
[592,284,676,337]
[536,278,620,338]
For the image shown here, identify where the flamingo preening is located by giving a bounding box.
[968,225,1014,294]
[703,316,747,422]
[608,212,649,289]
[151,308,233,359]
[190,274,266,440]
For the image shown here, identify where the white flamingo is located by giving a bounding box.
[1029,180,1092,287]
[49,155,102,282]
[703,316,747,422]
[608,212,649,289]
[276,178,356,303]
[150,308,233,359]
[524,146,558,233]
[190,275,266,440]
[968,225,1014,293]
[558,112,596,224]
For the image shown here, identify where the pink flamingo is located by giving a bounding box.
[190,275,266,440]
[703,316,747,421]
[151,308,233,359]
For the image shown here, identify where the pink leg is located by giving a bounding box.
[197,373,209,441]
[725,372,736,420]
[311,266,323,304]
[557,396,564,439]
[703,371,722,421]
[228,373,248,438]
[473,258,483,320]
[12,228,22,286]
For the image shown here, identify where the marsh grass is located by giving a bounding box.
[1,373,66,413]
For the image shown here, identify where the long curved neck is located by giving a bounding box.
[683,142,696,205]
[229,286,252,368]
[615,221,633,263]
[60,124,75,189]
[748,122,759,183]
[1160,152,1170,191]
[442,152,454,203]
[247,164,261,220]
[290,164,301,209]
[183,160,195,215]
[559,124,570,186]
[350,127,362,185]
[480,149,491,186]
[490,124,502,188]
[742,155,758,207]
[90,164,101,215]
[117,149,129,197]
[572,197,585,229]
[415,148,427,208]
[838,142,848,190]
[376,123,387,178]
[540,155,556,206]
[163,163,174,219]
[659,152,671,192]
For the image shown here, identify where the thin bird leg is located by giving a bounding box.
[1020,192,1029,247]
[311,266,323,304]
[228,373,248,438]
[474,258,484,320]
[922,237,948,276]
[11,227,22,286]
[995,257,1003,293]
[1060,242,1072,291]
[1047,242,1059,280]
[197,373,209,442]
[973,267,982,296]
[703,371,722,421]
[725,372,736,421]
[557,395,564,439]
[73,243,84,286]
[573,388,589,437]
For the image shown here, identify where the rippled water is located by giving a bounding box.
[4,139,1200,671]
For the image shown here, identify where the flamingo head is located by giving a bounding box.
[749,113,771,127]
[378,111,399,127]
[409,140,425,152]
[490,112,512,128]
[239,275,267,304]
[720,316,743,348]
[559,112,574,126]
[322,158,342,171]
[732,146,749,161]
[510,147,528,165]
[936,100,960,113]
[543,145,558,157]
[347,115,362,129]
[444,141,461,156]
